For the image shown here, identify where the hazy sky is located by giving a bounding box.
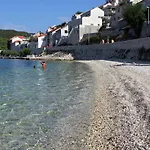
[0,0,105,33]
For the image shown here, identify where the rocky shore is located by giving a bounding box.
[84,60,150,150]
[28,52,74,61]
[0,52,74,61]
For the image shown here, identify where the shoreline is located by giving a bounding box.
[0,52,74,61]
[83,60,150,149]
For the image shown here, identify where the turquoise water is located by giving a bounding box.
[0,59,94,149]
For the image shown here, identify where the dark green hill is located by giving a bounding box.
[0,29,33,50]
[0,29,33,39]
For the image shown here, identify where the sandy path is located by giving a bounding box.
[84,60,150,150]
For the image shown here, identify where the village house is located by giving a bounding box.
[9,36,29,51]
[37,34,47,48]
[99,1,116,29]
[28,33,47,49]
[52,25,68,46]
[67,7,104,45]
[46,26,61,47]
[110,2,127,29]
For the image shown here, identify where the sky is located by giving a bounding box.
[0,0,105,33]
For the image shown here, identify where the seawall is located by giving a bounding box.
[47,37,150,61]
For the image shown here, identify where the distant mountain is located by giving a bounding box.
[0,29,33,50]
[0,29,33,39]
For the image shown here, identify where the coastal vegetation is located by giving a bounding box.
[123,3,146,38]
[0,50,19,56]
[0,37,8,50]
[0,48,30,57]
[80,35,116,45]
[80,36,101,44]
[20,48,30,57]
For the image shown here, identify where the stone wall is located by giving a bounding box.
[47,37,150,60]
[30,48,44,55]
[141,23,150,38]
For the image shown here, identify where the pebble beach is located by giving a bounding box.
[84,60,150,150]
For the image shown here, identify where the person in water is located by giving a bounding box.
[33,65,36,68]
[41,61,47,68]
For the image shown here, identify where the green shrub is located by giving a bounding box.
[90,36,101,44]
[20,48,30,57]
[0,50,19,56]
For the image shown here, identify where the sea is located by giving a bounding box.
[0,59,94,150]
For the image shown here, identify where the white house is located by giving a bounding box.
[129,0,143,5]
[46,26,61,47]
[37,34,47,48]
[46,25,57,33]
[67,7,104,45]
[52,25,68,46]
[9,36,29,51]
[28,34,47,49]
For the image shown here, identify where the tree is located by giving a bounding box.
[0,37,8,50]
[123,3,146,37]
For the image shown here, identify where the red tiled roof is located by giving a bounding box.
[50,27,61,33]
[14,40,21,43]
[9,36,25,40]
[18,36,24,39]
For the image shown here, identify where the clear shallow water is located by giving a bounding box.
[0,59,94,150]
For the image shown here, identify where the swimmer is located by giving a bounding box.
[41,61,47,68]
[33,65,36,68]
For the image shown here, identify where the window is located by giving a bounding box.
[98,16,101,18]
[118,8,120,12]
[98,24,100,26]
[64,30,68,33]
[91,24,93,25]
[118,17,120,20]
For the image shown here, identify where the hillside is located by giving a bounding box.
[0,29,33,50]
[0,29,33,39]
